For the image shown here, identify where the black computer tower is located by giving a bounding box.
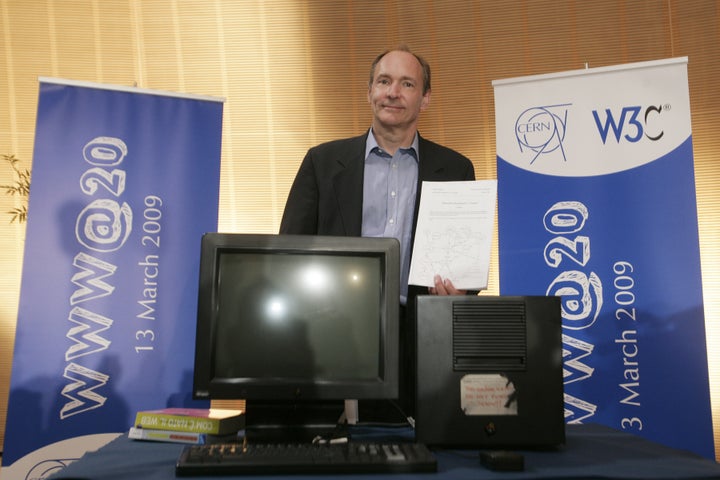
[415,295,565,448]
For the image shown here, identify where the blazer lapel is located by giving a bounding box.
[417,135,447,181]
[331,134,367,236]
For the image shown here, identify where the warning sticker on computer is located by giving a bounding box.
[460,374,518,416]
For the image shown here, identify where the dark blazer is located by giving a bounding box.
[279,130,476,239]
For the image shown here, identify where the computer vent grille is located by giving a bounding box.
[452,300,527,372]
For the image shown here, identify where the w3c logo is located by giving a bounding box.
[591,105,669,144]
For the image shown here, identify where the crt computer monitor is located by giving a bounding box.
[191,233,400,439]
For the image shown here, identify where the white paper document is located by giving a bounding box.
[408,180,497,290]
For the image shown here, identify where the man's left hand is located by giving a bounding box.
[429,274,466,296]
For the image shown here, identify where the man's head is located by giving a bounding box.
[367,46,431,136]
[368,45,431,95]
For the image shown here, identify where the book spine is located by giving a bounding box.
[134,413,222,434]
[129,427,206,444]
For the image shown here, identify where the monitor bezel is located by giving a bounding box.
[192,232,400,402]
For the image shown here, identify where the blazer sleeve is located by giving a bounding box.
[279,148,320,235]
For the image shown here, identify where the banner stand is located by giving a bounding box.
[493,58,714,458]
[3,78,224,479]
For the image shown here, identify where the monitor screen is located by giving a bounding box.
[192,233,400,405]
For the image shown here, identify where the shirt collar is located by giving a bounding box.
[365,128,419,160]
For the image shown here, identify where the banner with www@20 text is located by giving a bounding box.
[2,79,223,477]
[493,58,713,458]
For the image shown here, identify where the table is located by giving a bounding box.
[48,424,720,479]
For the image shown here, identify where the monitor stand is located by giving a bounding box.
[344,399,358,425]
[244,399,347,444]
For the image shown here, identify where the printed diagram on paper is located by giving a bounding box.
[408,180,497,290]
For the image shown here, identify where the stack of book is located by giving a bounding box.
[129,407,245,445]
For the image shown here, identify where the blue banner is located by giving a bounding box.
[494,58,714,458]
[3,79,223,477]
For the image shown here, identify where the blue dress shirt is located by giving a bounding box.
[362,130,419,304]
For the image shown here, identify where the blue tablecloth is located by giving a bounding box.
[49,423,720,480]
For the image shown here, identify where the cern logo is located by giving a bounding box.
[515,105,570,164]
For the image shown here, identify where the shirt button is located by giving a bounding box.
[391,191,396,198]
[389,218,395,225]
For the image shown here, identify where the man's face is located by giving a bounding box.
[368,50,430,132]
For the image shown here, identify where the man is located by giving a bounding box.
[280,46,476,419]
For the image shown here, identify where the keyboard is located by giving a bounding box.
[175,441,438,476]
